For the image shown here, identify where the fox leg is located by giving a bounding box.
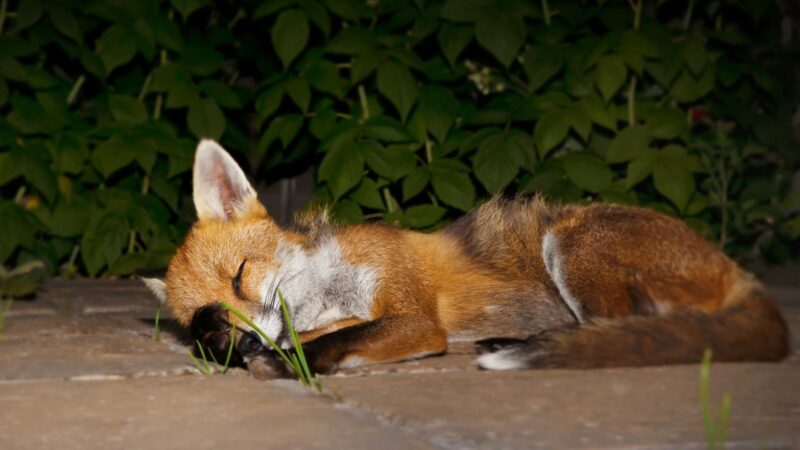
[299,314,447,374]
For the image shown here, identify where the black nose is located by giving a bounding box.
[237,331,263,356]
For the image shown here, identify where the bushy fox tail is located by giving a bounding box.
[476,292,790,370]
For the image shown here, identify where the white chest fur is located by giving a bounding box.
[257,236,378,338]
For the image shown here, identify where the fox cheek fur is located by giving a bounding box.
[144,140,789,375]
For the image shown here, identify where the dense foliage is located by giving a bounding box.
[0,0,798,294]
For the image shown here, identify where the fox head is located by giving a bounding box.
[143,140,304,357]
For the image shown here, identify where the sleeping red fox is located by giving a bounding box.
[143,140,789,374]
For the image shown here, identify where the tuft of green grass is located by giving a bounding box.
[187,326,236,375]
[700,349,732,450]
[153,307,161,342]
[0,298,12,341]
[222,290,322,392]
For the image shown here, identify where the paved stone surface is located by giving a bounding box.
[0,279,797,449]
[0,374,434,450]
[327,364,799,449]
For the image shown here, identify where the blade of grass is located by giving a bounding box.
[153,307,161,342]
[186,346,213,375]
[195,340,213,375]
[278,290,313,385]
[700,349,716,449]
[220,301,292,365]
[220,325,236,374]
[0,299,12,342]
[717,393,731,450]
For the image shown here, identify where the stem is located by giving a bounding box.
[127,230,137,254]
[682,0,695,32]
[13,186,26,203]
[153,94,163,119]
[631,0,642,30]
[627,76,637,126]
[358,85,369,121]
[227,8,246,29]
[0,0,7,35]
[424,139,433,164]
[67,75,86,106]
[67,245,80,266]
[541,0,551,26]
[138,72,152,101]
[141,174,150,195]
[383,188,397,213]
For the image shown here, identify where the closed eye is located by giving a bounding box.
[232,259,246,297]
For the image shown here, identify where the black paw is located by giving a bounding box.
[474,337,528,355]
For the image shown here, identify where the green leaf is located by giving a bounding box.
[285,78,311,113]
[683,37,707,75]
[97,24,137,75]
[91,136,137,178]
[561,152,613,193]
[54,134,89,175]
[361,116,414,142]
[474,133,525,193]
[653,147,696,212]
[197,80,242,109]
[307,60,343,98]
[580,95,617,131]
[377,61,418,122]
[606,126,649,164]
[366,144,417,181]
[318,141,366,198]
[259,114,304,153]
[187,98,225,140]
[647,108,686,140]
[594,55,627,102]
[671,67,715,103]
[108,95,148,125]
[418,85,458,143]
[272,9,310,68]
[0,202,38,261]
[534,109,570,158]
[431,167,475,212]
[331,199,363,223]
[438,23,472,66]
[522,46,564,93]
[81,209,130,277]
[351,51,379,84]
[475,11,525,68]
[626,151,655,188]
[48,9,82,42]
[170,0,208,20]
[401,204,446,228]
[350,178,385,210]
[255,85,285,123]
[402,167,430,201]
[440,0,491,22]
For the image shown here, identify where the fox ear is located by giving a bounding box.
[192,140,265,221]
[141,277,167,304]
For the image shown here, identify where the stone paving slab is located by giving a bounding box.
[326,364,800,450]
[0,279,797,450]
[0,374,435,450]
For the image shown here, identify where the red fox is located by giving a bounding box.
[144,140,789,374]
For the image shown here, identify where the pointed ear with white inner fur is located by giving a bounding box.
[192,140,264,221]
[141,277,168,304]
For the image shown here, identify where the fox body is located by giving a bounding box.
[144,140,789,374]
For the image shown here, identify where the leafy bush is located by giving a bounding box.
[0,0,798,291]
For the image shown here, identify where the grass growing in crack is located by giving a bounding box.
[700,349,732,450]
[153,307,161,342]
[187,326,236,375]
[0,299,12,341]
[222,290,322,392]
